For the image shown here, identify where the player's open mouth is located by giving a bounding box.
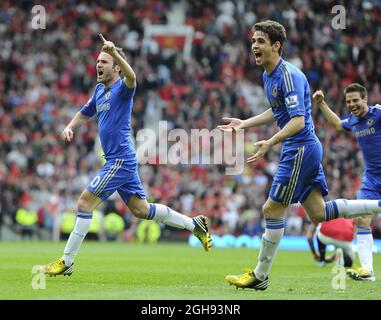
[254,52,262,59]
[97,70,104,76]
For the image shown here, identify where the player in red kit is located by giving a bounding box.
[307,219,355,268]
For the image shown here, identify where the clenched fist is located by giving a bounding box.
[312,90,325,105]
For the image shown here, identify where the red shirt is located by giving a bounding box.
[319,218,355,242]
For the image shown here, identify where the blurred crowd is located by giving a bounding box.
[1,0,381,240]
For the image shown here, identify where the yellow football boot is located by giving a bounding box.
[347,267,376,282]
[40,258,74,276]
[192,215,212,252]
[225,270,268,290]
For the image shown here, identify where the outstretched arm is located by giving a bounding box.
[267,115,304,147]
[62,112,91,142]
[313,90,344,131]
[247,115,304,163]
[99,34,136,88]
[217,108,275,132]
[241,108,276,129]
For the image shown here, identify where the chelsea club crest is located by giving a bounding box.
[367,119,374,126]
[272,85,277,97]
[105,91,111,100]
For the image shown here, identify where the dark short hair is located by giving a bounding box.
[344,83,367,99]
[111,47,127,75]
[252,20,286,55]
[115,47,127,61]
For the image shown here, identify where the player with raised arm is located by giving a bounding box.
[40,34,211,276]
[313,84,380,281]
[218,20,381,290]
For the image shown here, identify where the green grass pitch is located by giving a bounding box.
[0,241,380,300]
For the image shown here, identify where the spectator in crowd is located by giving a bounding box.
[1,0,380,239]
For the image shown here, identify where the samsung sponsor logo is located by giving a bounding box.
[96,102,110,113]
[354,127,375,138]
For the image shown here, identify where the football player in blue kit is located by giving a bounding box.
[41,34,211,276]
[313,84,380,282]
[218,20,381,290]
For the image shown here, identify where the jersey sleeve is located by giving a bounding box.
[80,87,97,117]
[341,117,352,131]
[119,80,136,100]
[374,105,381,124]
[281,71,306,118]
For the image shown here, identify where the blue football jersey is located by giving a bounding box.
[80,79,136,160]
[263,58,319,148]
[341,105,381,174]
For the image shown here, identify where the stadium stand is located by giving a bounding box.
[1,0,381,240]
